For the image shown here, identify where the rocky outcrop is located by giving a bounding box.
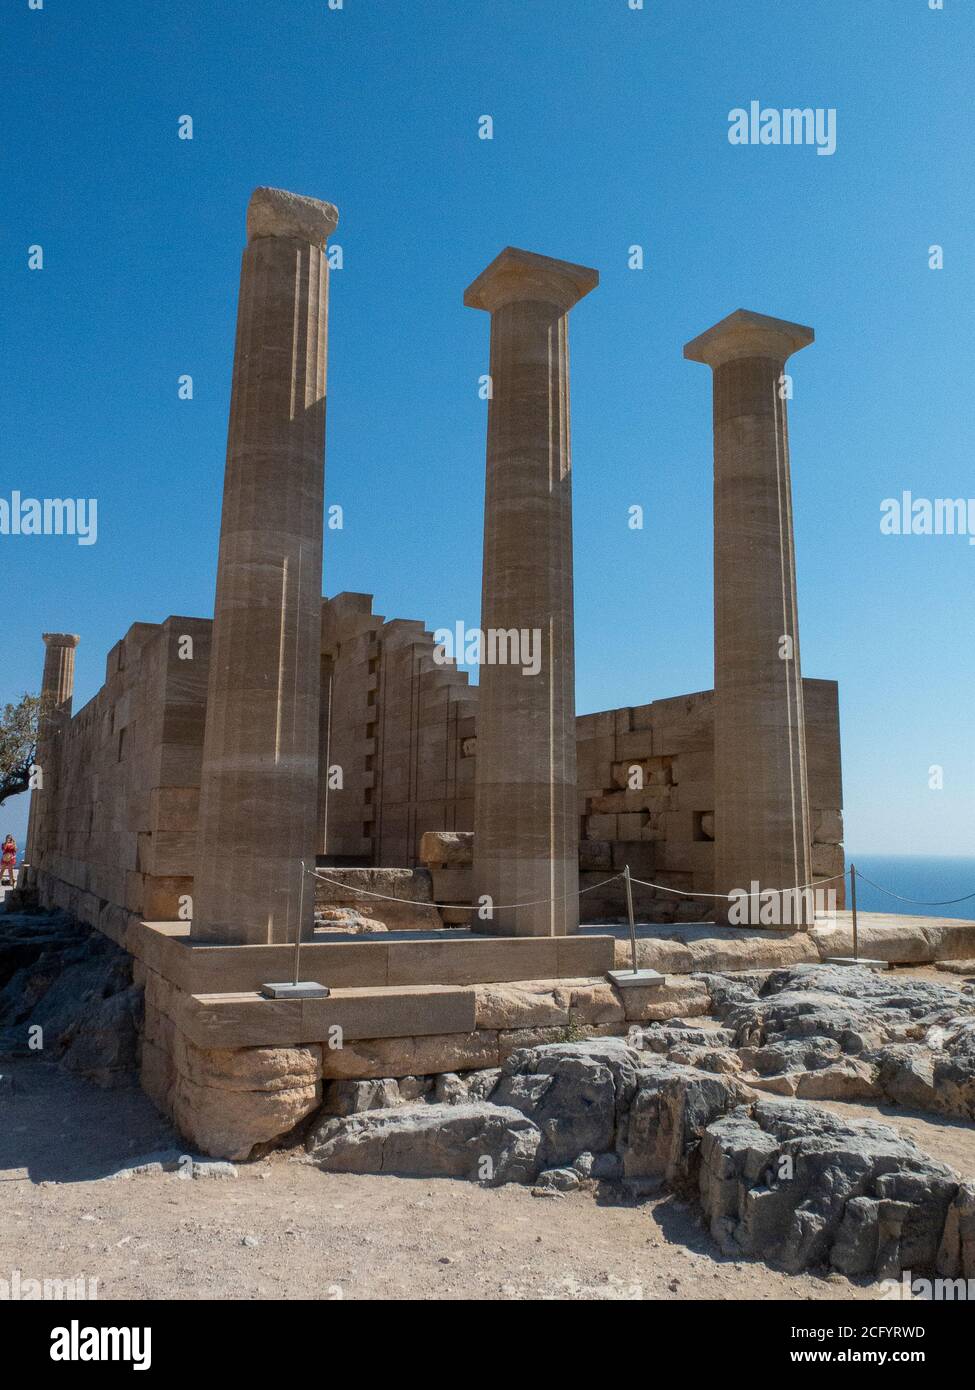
[0,910,140,1086]
[306,1101,542,1184]
[495,1038,640,1166]
[699,1099,959,1276]
[689,964,975,1120]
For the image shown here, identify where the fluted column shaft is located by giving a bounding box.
[192,188,337,944]
[466,248,597,936]
[25,632,79,876]
[685,310,814,925]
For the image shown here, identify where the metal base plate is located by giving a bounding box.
[260,981,331,999]
[607,968,666,989]
[823,957,890,972]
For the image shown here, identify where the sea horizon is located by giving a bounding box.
[843,854,975,922]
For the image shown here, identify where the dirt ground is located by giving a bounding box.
[1,962,971,1302]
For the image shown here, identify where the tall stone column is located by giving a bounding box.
[24,632,79,879]
[192,187,338,945]
[684,309,815,926]
[465,247,598,936]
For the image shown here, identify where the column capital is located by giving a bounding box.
[246,186,339,250]
[684,309,814,369]
[464,246,598,314]
[42,633,80,649]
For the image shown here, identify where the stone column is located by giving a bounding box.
[684,309,815,926]
[192,187,338,945]
[465,247,598,936]
[24,632,79,879]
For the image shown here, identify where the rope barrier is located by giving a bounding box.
[307,866,625,913]
[847,869,975,909]
[626,871,848,901]
[308,866,850,911]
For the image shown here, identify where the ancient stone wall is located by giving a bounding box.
[320,593,477,867]
[31,594,843,928]
[34,616,210,928]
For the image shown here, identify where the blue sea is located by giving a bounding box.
[847,856,975,922]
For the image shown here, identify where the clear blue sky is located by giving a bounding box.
[2,0,972,862]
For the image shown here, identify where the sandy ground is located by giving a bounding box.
[1,961,972,1302]
[0,1054,963,1303]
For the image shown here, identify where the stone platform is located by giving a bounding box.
[582,912,975,975]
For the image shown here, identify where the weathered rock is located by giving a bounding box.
[60,983,142,1087]
[305,1102,541,1185]
[937,1180,975,1279]
[793,1058,880,1101]
[618,928,819,977]
[496,1038,642,1165]
[619,1058,748,1191]
[434,1072,468,1105]
[631,1025,735,1054]
[465,1068,501,1103]
[749,1037,843,1075]
[474,978,623,1032]
[877,1022,975,1120]
[699,1098,959,1275]
[935,960,975,977]
[615,975,711,1023]
[397,1074,433,1102]
[535,1166,582,1193]
[321,1077,402,1116]
[173,1041,323,1160]
[322,1030,500,1080]
[418,831,473,869]
[314,908,388,935]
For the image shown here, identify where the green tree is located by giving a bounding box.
[0,694,42,806]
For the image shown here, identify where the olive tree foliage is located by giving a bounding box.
[0,693,42,806]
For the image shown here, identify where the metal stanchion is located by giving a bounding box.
[823,859,888,971]
[607,863,665,989]
[851,861,859,963]
[261,860,330,999]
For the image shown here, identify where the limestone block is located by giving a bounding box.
[150,786,200,833]
[814,808,844,845]
[811,842,845,878]
[617,813,645,842]
[615,730,654,762]
[618,975,712,1022]
[143,875,192,921]
[419,830,473,868]
[579,840,612,872]
[430,868,472,904]
[587,814,617,840]
[171,1039,323,1159]
[475,982,571,1031]
[321,1030,501,1080]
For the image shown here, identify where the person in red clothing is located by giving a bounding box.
[0,834,16,887]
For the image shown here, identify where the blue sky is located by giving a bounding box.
[1,0,972,864]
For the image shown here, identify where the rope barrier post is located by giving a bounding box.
[823,859,888,971]
[607,865,665,991]
[850,861,858,963]
[624,864,638,976]
[260,860,330,1000]
[293,858,307,986]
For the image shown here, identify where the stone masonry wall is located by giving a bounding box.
[34,616,211,928]
[32,593,843,928]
